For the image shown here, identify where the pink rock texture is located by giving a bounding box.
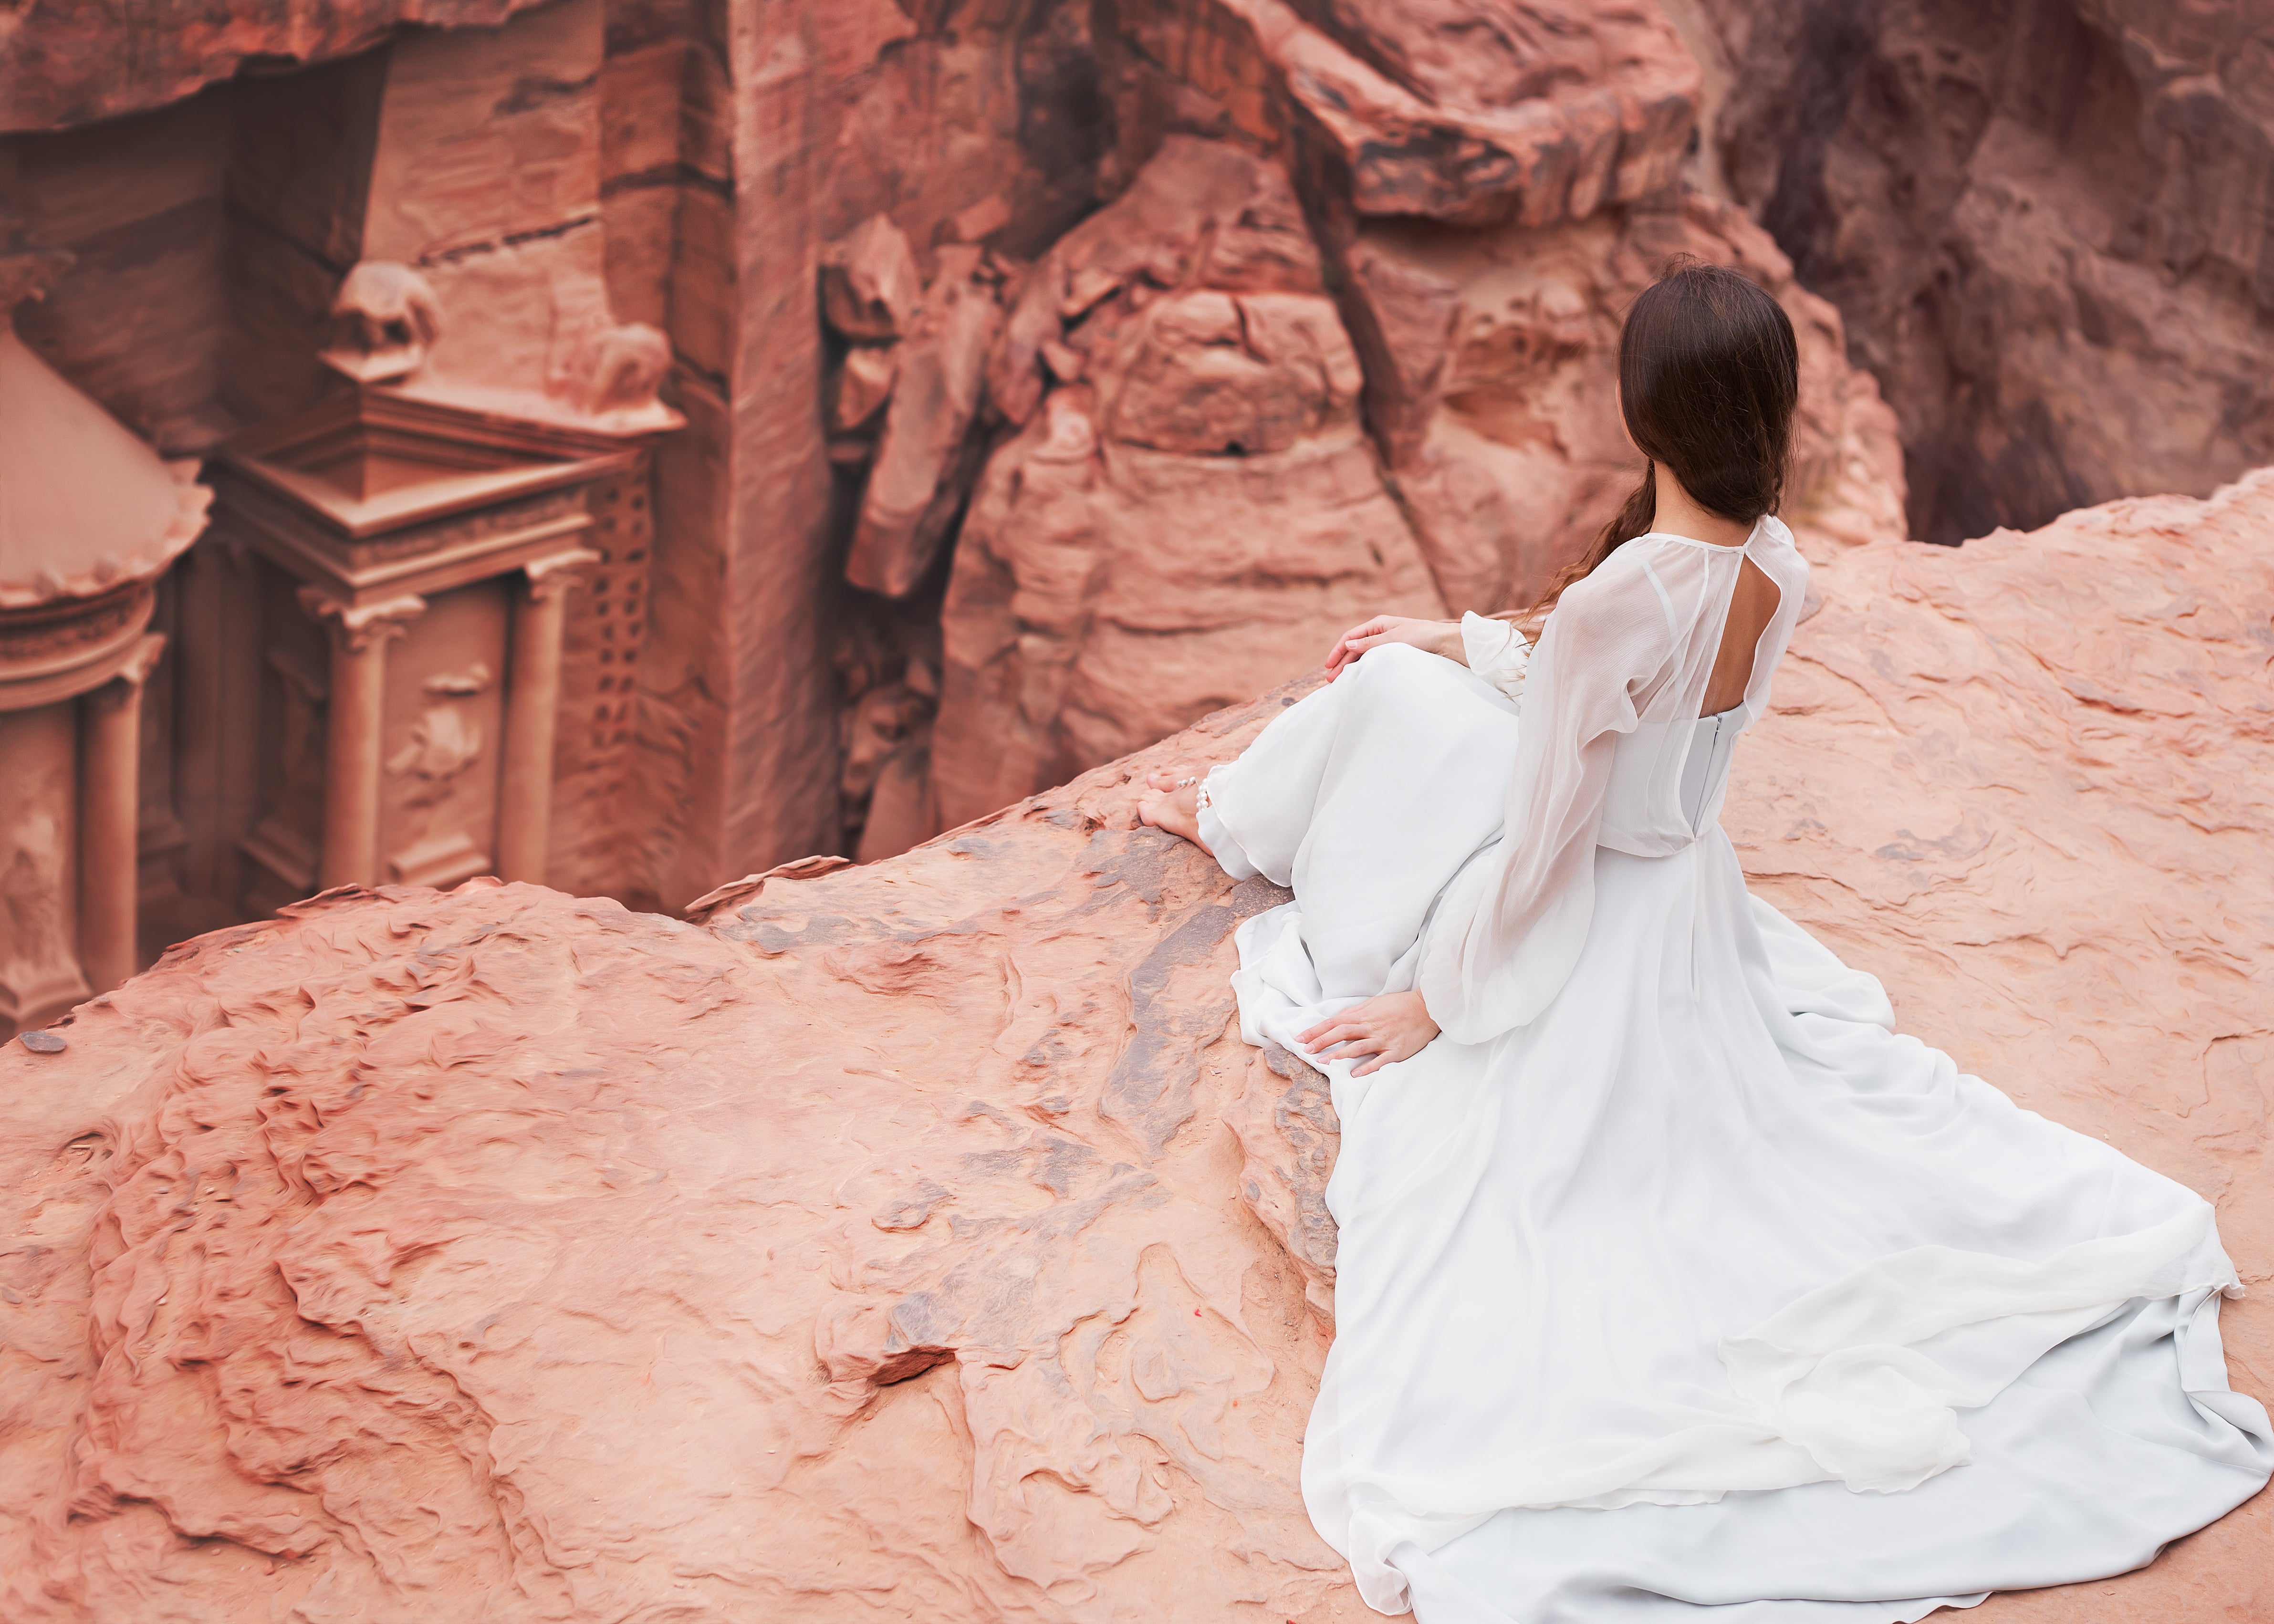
[928,137,1450,833]
[0,1,559,131]
[911,21,1907,841]
[0,0,1916,926]
[1337,187,1905,614]
[844,246,1007,599]
[1685,0,2274,544]
[1105,0,1700,224]
[2,470,2268,1620]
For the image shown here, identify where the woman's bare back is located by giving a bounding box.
[1703,553,1782,715]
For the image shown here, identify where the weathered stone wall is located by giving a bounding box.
[1688,0,2274,545]
[895,0,1906,842]
[1,0,1909,934]
[0,93,236,456]
[0,0,560,129]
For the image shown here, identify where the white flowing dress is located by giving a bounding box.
[1200,519,2272,1622]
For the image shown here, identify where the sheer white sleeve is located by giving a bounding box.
[1419,555,1678,1043]
[1459,613,1531,704]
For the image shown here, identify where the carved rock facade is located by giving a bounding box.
[1,0,1909,947]
[0,251,209,1039]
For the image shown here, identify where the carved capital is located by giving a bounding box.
[82,633,167,713]
[297,588,427,654]
[525,547,603,605]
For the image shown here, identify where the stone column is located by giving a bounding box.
[0,703,88,1035]
[75,635,166,995]
[496,549,596,885]
[301,590,426,890]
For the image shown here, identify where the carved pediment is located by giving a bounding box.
[215,388,638,603]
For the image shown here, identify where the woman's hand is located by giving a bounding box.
[1324,615,1462,680]
[1299,991,1441,1077]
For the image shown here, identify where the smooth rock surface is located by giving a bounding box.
[2,470,2269,1620]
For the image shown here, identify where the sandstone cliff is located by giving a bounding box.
[901,0,1909,849]
[1686,0,2274,546]
[0,0,1916,913]
[3,471,2268,1620]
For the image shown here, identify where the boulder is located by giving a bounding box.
[820,214,925,343]
[3,470,2271,1620]
[845,249,1006,599]
[928,139,1449,834]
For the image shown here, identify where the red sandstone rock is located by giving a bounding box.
[1106,0,1699,224]
[820,214,925,343]
[1328,187,1906,614]
[987,134,1332,429]
[0,1,557,130]
[1,471,2269,1619]
[0,0,1913,927]
[927,138,1449,835]
[921,37,1907,841]
[845,250,1006,598]
[828,343,900,434]
[1688,0,2274,544]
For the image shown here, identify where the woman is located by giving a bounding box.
[1137,264,2271,1622]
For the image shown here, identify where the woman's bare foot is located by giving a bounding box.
[1135,770,1212,854]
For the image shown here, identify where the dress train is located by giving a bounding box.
[1204,624,2271,1622]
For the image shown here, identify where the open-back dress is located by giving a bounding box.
[1199,517,2272,1622]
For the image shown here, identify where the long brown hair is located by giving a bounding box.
[1511,260,1799,627]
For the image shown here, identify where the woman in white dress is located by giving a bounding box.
[1137,265,2272,1622]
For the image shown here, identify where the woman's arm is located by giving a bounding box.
[1324,614,1462,679]
[1418,565,1667,1044]
[1298,991,1440,1076]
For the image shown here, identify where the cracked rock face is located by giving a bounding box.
[925,129,1907,836]
[3,474,2271,1618]
[1689,0,2274,547]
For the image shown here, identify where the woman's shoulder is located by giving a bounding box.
[1550,541,1687,641]
[1565,530,1717,603]
[1571,534,1684,591]
[1753,515,1811,586]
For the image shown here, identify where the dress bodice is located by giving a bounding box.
[1593,523,1803,857]
[1679,704,1744,831]
[1417,518,1811,1044]
[1600,702,1747,855]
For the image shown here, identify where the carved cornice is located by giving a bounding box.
[0,580,158,712]
[81,633,168,713]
